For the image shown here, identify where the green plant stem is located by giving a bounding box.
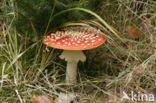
[50,8,123,42]
[31,0,56,80]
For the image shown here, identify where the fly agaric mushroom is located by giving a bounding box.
[43,26,106,84]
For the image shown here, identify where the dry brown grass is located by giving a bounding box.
[0,0,156,103]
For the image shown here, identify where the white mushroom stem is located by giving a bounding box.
[59,50,86,84]
[66,61,78,84]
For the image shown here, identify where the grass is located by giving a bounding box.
[0,0,156,103]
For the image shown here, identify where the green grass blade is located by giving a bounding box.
[51,7,123,41]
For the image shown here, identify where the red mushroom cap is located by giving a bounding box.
[43,26,106,50]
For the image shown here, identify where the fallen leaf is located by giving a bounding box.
[32,95,55,103]
[13,99,21,103]
[127,25,141,39]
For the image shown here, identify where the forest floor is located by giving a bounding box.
[0,0,156,103]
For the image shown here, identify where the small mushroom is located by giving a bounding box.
[43,26,106,84]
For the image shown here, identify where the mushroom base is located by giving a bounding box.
[66,61,78,84]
